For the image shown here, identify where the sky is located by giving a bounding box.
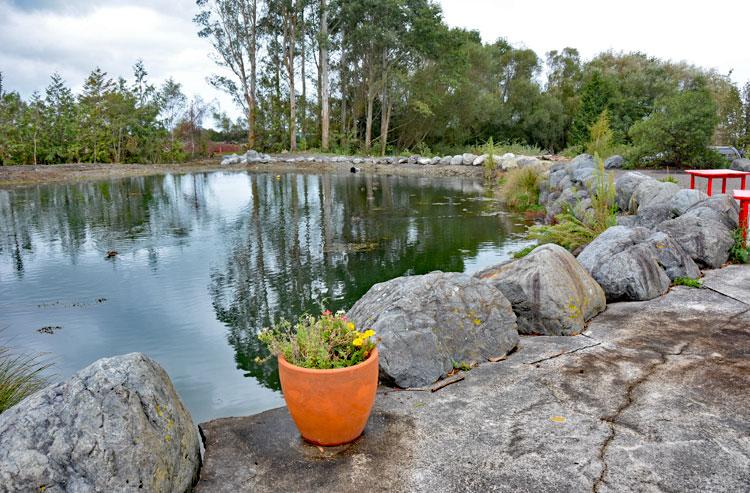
[2,0,749,122]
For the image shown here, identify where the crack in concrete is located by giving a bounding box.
[525,342,602,365]
[592,343,689,493]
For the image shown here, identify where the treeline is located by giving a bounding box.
[0,64,239,165]
[197,0,750,164]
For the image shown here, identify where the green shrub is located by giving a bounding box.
[258,310,377,369]
[483,137,497,181]
[472,140,542,157]
[729,229,749,264]
[0,345,52,413]
[560,144,584,158]
[512,244,538,259]
[660,176,679,184]
[586,110,614,158]
[672,277,703,288]
[500,167,542,211]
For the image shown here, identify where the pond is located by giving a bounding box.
[0,171,532,423]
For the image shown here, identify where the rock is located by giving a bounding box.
[516,156,542,168]
[347,272,519,388]
[429,157,441,165]
[450,155,463,166]
[244,149,259,161]
[643,231,701,280]
[220,153,242,166]
[462,153,478,166]
[352,158,363,165]
[629,178,680,213]
[398,158,408,164]
[669,189,709,216]
[475,244,606,336]
[631,202,675,229]
[571,166,597,187]
[548,169,569,190]
[498,154,519,170]
[577,226,671,301]
[568,154,597,174]
[614,171,651,212]
[685,194,740,230]
[408,155,420,165]
[439,156,452,165]
[546,187,586,222]
[0,353,200,492]
[473,154,488,166]
[657,214,734,269]
[731,158,750,172]
[418,157,431,165]
[604,155,625,169]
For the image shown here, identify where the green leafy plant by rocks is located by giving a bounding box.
[660,176,679,184]
[586,110,614,158]
[673,277,703,288]
[729,229,749,264]
[0,345,52,413]
[512,244,537,259]
[500,167,542,211]
[529,156,616,252]
[258,310,377,369]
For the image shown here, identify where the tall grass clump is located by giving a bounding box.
[529,156,616,252]
[500,166,542,211]
[729,229,749,264]
[483,137,497,181]
[0,344,52,413]
[586,110,614,158]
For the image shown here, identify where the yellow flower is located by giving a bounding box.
[352,337,363,347]
[347,322,355,331]
[363,329,375,338]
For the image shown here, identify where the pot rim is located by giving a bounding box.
[278,347,378,375]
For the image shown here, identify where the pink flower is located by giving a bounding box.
[322,309,332,316]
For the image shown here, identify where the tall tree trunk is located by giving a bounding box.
[300,3,306,147]
[365,57,375,152]
[340,27,347,149]
[286,5,297,152]
[379,54,389,156]
[319,0,329,151]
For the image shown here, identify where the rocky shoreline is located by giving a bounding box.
[0,154,748,491]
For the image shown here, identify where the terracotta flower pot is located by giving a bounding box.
[278,348,379,446]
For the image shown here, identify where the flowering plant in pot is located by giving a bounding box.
[258,309,379,446]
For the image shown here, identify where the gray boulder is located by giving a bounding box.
[644,231,701,280]
[220,153,242,166]
[462,153,478,166]
[347,272,519,388]
[407,155,420,165]
[0,353,200,492]
[657,214,734,269]
[731,158,750,172]
[439,156,452,165]
[685,194,740,230]
[418,157,431,165]
[473,154,488,166]
[631,202,675,229]
[429,157,441,165]
[614,172,651,212]
[568,154,597,174]
[670,189,709,216]
[450,155,463,166]
[548,169,569,191]
[578,226,671,301]
[630,179,680,213]
[604,155,625,169]
[244,149,260,161]
[475,244,605,336]
[571,166,597,187]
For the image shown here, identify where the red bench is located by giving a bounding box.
[735,189,750,243]
[686,169,750,196]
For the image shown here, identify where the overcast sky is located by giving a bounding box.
[2,0,749,122]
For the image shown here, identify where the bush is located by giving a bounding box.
[0,345,52,413]
[500,167,542,211]
[512,244,538,259]
[258,310,377,369]
[483,137,497,180]
[560,144,584,158]
[629,78,720,168]
[586,110,614,158]
[471,140,543,157]
[729,229,749,264]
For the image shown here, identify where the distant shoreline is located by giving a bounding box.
[0,156,485,188]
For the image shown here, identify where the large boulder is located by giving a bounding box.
[577,226,672,301]
[347,272,519,388]
[568,154,597,174]
[731,158,750,172]
[462,153,478,166]
[439,155,452,165]
[670,189,709,216]
[450,155,463,166]
[614,172,651,212]
[643,231,701,280]
[629,179,680,213]
[630,202,675,229]
[685,194,740,230]
[475,244,606,336]
[0,353,200,492]
[221,153,242,166]
[657,214,734,269]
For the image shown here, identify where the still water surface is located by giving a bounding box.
[0,171,531,422]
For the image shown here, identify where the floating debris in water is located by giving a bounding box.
[37,325,62,335]
[105,250,118,259]
[37,298,109,308]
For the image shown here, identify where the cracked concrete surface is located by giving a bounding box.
[197,266,750,492]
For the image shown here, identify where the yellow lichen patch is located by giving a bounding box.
[165,434,172,442]
[473,318,482,326]
[549,416,566,423]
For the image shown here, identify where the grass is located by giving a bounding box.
[529,156,617,252]
[500,167,542,211]
[512,244,538,259]
[470,140,543,157]
[660,176,679,184]
[672,277,703,288]
[0,344,52,413]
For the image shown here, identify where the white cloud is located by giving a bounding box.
[439,0,750,85]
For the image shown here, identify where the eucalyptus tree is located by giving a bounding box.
[195,0,260,148]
